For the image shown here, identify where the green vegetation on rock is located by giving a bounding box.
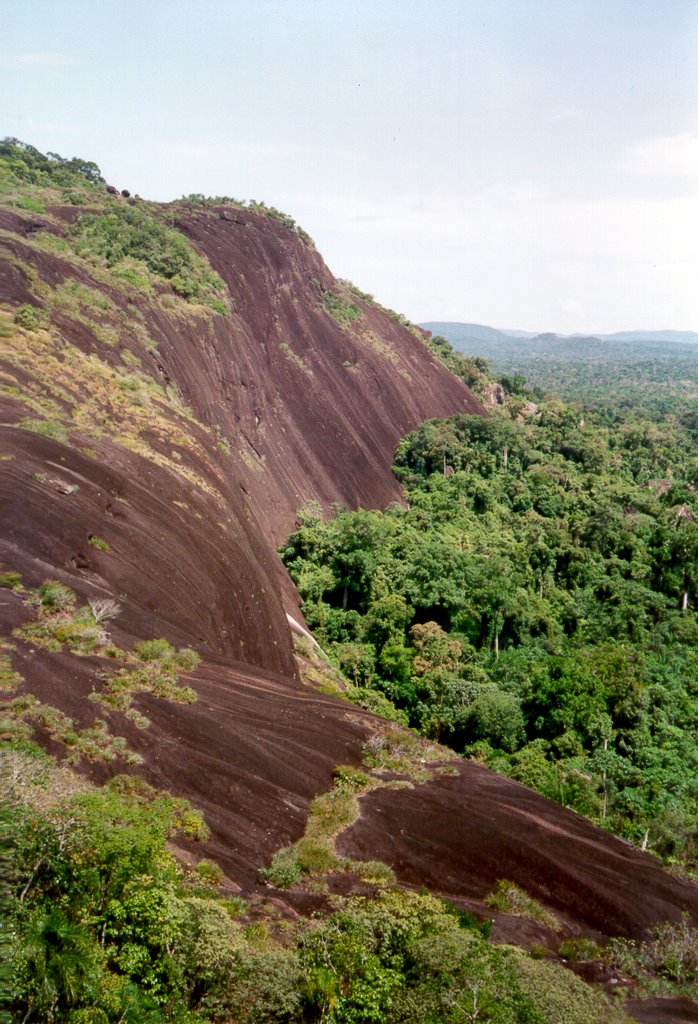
[321,288,363,325]
[1,137,104,190]
[484,879,557,929]
[4,744,624,1022]
[4,578,200,763]
[69,205,230,314]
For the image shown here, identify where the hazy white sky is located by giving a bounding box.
[4,0,698,333]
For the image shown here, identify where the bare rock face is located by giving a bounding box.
[0,197,477,877]
[166,207,485,550]
[2,198,697,947]
[1,201,480,669]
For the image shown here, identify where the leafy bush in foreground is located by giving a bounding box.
[4,744,629,1023]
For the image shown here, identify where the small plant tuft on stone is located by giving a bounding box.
[14,303,47,331]
[485,880,558,930]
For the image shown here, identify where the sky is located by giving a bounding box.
[4,0,698,333]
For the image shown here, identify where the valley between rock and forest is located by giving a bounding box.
[1,140,697,1023]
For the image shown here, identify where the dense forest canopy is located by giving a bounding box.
[282,351,698,872]
[423,320,698,415]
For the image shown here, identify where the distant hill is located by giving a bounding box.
[421,321,698,348]
[420,321,517,346]
[421,320,698,406]
[420,322,698,364]
[420,323,624,363]
[603,329,698,344]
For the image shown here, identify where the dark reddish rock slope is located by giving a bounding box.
[1,200,482,669]
[337,760,698,940]
[175,207,484,543]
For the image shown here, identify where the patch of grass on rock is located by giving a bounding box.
[484,879,558,930]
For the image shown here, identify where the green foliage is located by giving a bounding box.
[259,756,404,891]
[5,748,620,1023]
[303,891,492,1022]
[427,334,495,395]
[88,535,109,552]
[279,340,313,374]
[259,845,302,888]
[0,570,22,589]
[68,205,230,314]
[38,580,76,612]
[19,417,69,442]
[307,786,360,838]
[6,695,142,764]
[332,765,371,790]
[388,926,588,1023]
[173,647,201,672]
[647,915,698,986]
[5,778,215,1022]
[247,199,301,232]
[12,582,200,734]
[362,725,436,779]
[344,685,409,724]
[443,901,493,939]
[512,953,611,1024]
[14,193,46,213]
[604,913,698,992]
[177,192,315,245]
[558,936,601,961]
[98,639,199,711]
[16,589,111,657]
[281,394,698,869]
[14,303,48,330]
[1,138,104,188]
[193,859,223,886]
[17,907,103,1021]
[260,779,360,887]
[336,641,376,686]
[133,638,201,674]
[299,914,403,1022]
[135,637,177,662]
[0,647,22,690]
[484,880,558,929]
[321,289,363,325]
[340,279,375,303]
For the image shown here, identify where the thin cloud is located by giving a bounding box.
[283,182,698,332]
[11,52,78,67]
[551,108,586,123]
[624,132,698,179]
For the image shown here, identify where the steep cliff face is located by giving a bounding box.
[1,196,481,675]
[2,170,697,963]
[176,207,485,542]
[0,182,481,885]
